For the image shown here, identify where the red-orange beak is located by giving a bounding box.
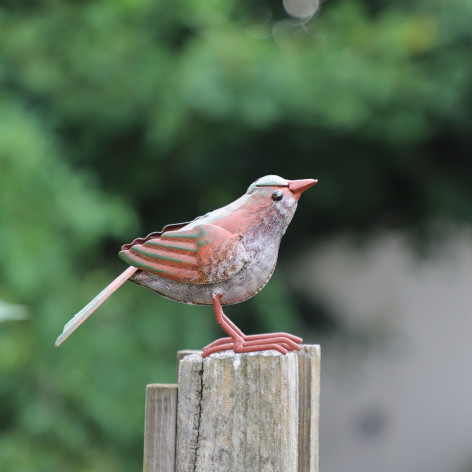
[288,178,318,200]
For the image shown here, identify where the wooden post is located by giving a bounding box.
[143,384,178,472]
[176,345,320,472]
[298,345,321,472]
[143,345,320,472]
[177,349,202,379]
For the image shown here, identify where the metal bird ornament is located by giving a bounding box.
[55,175,317,357]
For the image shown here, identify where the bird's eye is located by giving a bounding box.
[272,190,284,201]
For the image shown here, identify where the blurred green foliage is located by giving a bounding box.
[1,0,471,469]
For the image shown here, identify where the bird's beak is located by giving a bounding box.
[288,179,318,200]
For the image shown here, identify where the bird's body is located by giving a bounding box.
[121,180,296,306]
[56,175,316,356]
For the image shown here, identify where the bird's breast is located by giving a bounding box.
[130,237,280,306]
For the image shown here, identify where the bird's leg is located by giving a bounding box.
[203,303,246,350]
[202,294,303,358]
[202,294,244,357]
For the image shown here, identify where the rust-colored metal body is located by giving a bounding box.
[55,175,317,356]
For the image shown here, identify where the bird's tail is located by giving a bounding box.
[55,266,138,347]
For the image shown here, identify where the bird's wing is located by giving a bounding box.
[119,224,247,284]
[121,221,191,250]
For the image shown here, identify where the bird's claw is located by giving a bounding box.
[202,332,303,358]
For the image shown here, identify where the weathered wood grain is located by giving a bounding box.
[176,350,301,472]
[176,353,204,471]
[177,350,202,381]
[298,345,321,472]
[145,346,320,471]
[143,383,178,472]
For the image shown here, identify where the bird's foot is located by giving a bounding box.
[204,294,302,358]
[202,332,303,358]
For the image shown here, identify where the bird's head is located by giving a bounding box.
[246,175,317,234]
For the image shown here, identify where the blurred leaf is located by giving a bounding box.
[0,300,29,322]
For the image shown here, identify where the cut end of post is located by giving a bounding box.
[175,344,320,472]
